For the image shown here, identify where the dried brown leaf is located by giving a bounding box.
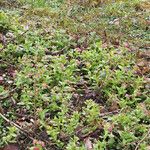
[2,144,19,150]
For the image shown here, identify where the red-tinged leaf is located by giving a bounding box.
[102,43,108,49]
[33,147,40,150]
[137,61,145,67]
[108,124,114,133]
[11,70,17,78]
[123,42,130,48]
[0,76,3,83]
[7,67,17,78]
[84,137,93,150]
[33,139,38,145]
[76,47,82,52]
[33,139,45,148]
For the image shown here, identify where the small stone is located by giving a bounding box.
[7,80,13,84]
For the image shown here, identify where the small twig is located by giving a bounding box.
[0,112,34,140]
[76,125,103,140]
[99,109,120,118]
[45,48,65,56]
[135,128,150,150]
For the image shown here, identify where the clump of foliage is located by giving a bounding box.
[0,12,11,33]
[0,0,149,150]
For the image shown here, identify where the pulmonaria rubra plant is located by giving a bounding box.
[0,0,149,150]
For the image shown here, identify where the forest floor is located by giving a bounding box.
[0,0,150,150]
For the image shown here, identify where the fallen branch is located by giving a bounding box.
[0,112,55,147]
[0,112,34,141]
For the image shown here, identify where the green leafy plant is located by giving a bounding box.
[0,0,149,149]
[0,12,11,33]
[0,126,18,146]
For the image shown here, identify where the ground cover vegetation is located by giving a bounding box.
[0,0,150,149]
